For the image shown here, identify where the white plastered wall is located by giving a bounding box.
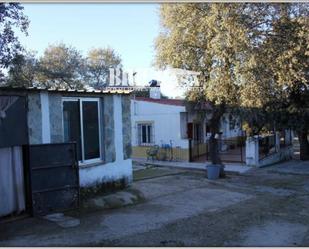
[131,100,188,148]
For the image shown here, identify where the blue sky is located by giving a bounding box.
[18,4,160,69]
[17,3,189,98]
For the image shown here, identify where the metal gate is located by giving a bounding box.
[215,138,246,163]
[189,139,208,162]
[189,137,246,163]
[26,142,79,216]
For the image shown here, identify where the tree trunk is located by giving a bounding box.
[208,103,225,166]
[209,129,221,165]
[298,131,309,161]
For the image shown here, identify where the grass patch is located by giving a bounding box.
[133,167,177,181]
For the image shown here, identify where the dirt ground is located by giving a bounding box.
[0,159,309,247]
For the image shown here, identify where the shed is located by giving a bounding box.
[0,86,132,217]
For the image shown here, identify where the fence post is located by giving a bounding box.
[189,139,192,162]
[285,129,292,146]
[275,132,280,152]
[240,140,243,162]
[245,136,259,166]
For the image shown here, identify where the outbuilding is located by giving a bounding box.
[0,86,132,218]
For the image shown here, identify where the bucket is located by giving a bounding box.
[206,164,221,180]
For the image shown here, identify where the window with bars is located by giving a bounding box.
[137,123,154,146]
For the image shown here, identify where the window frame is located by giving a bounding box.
[62,97,102,165]
[137,121,154,146]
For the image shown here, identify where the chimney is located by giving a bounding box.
[150,86,161,99]
[149,80,161,99]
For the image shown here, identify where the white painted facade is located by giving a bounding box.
[131,99,188,149]
[131,98,243,149]
[79,159,132,187]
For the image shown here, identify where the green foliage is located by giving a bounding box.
[266,6,309,134]
[6,51,38,87]
[37,43,86,89]
[4,43,123,90]
[156,3,309,159]
[85,47,122,89]
[156,4,279,105]
[239,4,309,136]
[155,3,265,163]
[0,3,29,79]
[156,3,308,130]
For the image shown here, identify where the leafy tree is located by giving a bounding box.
[156,3,309,161]
[85,47,121,89]
[6,51,38,87]
[263,4,309,160]
[38,43,86,89]
[0,3,29,79]
[155,3,268,165]
[239,4,309,159]
[4,44,124,90]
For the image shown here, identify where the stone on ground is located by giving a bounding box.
[43,213,80,228]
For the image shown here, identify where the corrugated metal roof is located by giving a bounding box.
[0,86,132,95]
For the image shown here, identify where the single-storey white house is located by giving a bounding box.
[131,86,294,166]
[131,87,243,162]
[0,86,132,217]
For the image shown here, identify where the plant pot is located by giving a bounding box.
[206,164,221,180]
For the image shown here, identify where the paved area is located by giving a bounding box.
[133,158,251,174]
[268,160,309,175]
[0,159,309,246]
[193,146,246,163]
